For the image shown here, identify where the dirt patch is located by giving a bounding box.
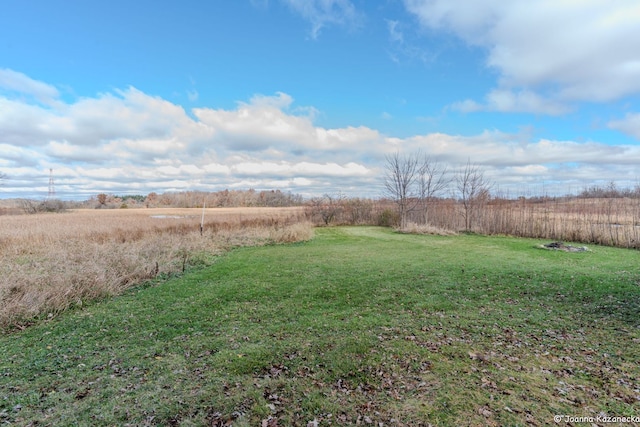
[541,241,589,252]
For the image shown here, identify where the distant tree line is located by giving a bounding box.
[18,199,69,214]
[577,181,640,199]
[89,189,304,209]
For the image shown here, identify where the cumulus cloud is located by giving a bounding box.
[2,69,640,199]
[0,72,382,198]
[402,131,632,167]
[193,95,316,152]
[404,0,640,112]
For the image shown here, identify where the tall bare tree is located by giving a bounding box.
[418,156,451,224]
[456,160,492,231]
[384,152,421,229]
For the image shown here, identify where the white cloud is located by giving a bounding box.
[451,89,570,115]
[608,113,640,140]
[0,87,208,150]
[449,99,482,113]
[3,69,640,199]
[402,131,633,168]
[387,20,403,44]
[233,161,371,178]
[247,91,293,109]
[187,90,199,102]
[316,126,382,150]
[385,18,435,65]
[404,0,640,111]
[282,0,361,39]
[193,94,316,152]
[0,72,384,198]
[250,0,270,9]
[0,68,60,105]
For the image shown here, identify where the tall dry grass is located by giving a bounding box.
[409,197,640,248]
[0,207,312,332]
[306,195,640,248]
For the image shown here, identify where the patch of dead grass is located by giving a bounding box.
[397,222,458,236]
[0,207,312,331]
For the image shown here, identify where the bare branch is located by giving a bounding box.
[418,156,451,224]
[307,192,346,225]
[456,160,492,231]
[384,152,421,228]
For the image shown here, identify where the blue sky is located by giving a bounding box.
[2,0,640,199]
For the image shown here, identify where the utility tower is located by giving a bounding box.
[48,168,56,199]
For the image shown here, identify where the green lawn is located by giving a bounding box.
[1,227,639,426]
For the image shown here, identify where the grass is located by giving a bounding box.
[0,207,311,330]
[1,227,639,426]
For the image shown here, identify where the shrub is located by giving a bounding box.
[377,208,399,227]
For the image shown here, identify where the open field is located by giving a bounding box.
[0,207,311,331]
[4,194,640,329]
[1,227,638,425]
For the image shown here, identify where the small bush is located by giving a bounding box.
[19,199,68,214]
[377,208,399,227]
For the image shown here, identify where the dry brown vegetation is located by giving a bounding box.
[419,196,640,248]
[310,194,640,248]
[0,207,312,331]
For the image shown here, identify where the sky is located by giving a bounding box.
[2,0,640,200]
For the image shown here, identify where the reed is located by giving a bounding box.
[394,197,640,248]
[0,207,312,331]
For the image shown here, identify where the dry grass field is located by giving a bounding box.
[0,207,312,332]
[415,197,640,248]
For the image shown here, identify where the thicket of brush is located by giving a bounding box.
[414,196,640,248]
[307,193,640,248]
[0,208,312,332]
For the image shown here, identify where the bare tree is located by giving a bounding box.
[19,198,39,214]
[97,193,108,208]
[384,152,421,229]
[307,193,346,225]
[145,192,158,208]
[418,156,451,224]
[456,160,492,231]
